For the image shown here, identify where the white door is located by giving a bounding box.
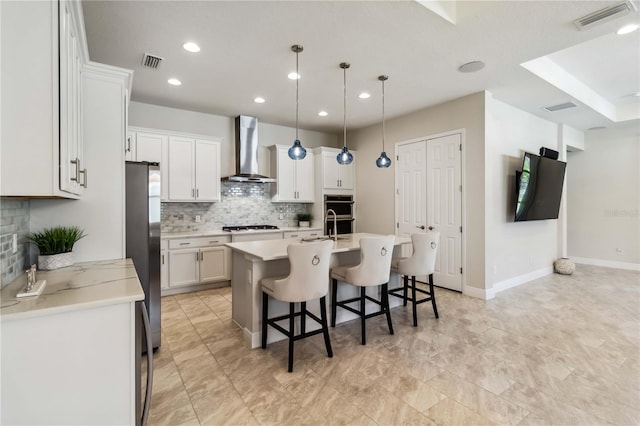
[397,141,427,260]
[194,139,220,201]
[200,246,230,283]
[427,134,462,291]
[168,249,199,287]
[168,137,195,201]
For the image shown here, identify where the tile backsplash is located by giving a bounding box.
[1,199,30,287]
[161,182,310,232]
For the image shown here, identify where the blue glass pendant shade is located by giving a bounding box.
[288,139,307,160]
[376,151,391,168]
[336,146,353,165]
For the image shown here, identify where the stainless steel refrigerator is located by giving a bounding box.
[126,161,161,350]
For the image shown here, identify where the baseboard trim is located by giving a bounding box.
[492,266,554,295]
[572,257,640,271]
[463,285,494,300]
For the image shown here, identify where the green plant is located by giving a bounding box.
[28,226,86,255]
[296,213,313,221]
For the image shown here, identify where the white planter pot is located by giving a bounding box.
[298,221,310,228]
[38,252,74,271]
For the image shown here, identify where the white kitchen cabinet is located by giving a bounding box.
[0,0,87,198]
[320,148,355,190]
[127,129,169,200]
[269,145,314,202]
[168,137,220,202]
[166,236,231,289]
[161,250,169,290]
[169,248,200,287]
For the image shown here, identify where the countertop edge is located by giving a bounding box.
[162,227,323,239]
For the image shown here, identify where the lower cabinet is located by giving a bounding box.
[166,236,231,289]
[283,230,323,239]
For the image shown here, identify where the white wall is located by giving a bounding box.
[567,123,640,267]
[129,102,340,177]
[349,92,487,291]
[485,94,563,290]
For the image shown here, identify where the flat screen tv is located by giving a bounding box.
[515,152,567,221]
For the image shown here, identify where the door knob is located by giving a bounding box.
[428,226,435,230]
[416,225,425,230]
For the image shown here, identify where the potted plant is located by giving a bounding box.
[296,213,313,228]
[28,226,86,270]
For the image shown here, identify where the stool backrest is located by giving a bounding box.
[345,235,396,286]
[279,240,334,301]
[399,231,440,276]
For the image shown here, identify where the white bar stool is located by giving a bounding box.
[261,240,334,372]
[330,235,396,345]
[388,231,440,326]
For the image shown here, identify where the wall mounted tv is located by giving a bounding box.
[515,152,567,222]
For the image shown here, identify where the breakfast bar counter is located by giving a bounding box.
[226,233,410,348]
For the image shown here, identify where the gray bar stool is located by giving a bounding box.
[330,235,396,345]
[261,239,334,372]
[388,231,440,326]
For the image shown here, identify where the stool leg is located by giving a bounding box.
[261,292,268,349]
[383,283,394,335]
[300,301,306,335]
[331,278,338,327]
[360,286,366,345]
[411,275,418,327]
[319,296,333,358]
[403,275,408,306]
[429,273,439,319]
[288,302,295,373]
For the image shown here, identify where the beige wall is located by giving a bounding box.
[485,94,561,289]
[567,123,640,265]
[349,92,487,290]
[129,102,340,177]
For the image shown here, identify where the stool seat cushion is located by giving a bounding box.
[394,232,440,276]
[329,264,358,282]
[261,276,288,297]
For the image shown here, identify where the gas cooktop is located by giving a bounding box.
[222,225,280,232]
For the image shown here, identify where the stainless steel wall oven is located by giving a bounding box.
[324,195,354,235]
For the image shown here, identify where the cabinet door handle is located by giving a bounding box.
[126,137,131,153]
[209,240,219,244]
[161,254,165,264]
[200,252,204,261]
[192,188,195,198]
[196,188,199,198]
[79,168,87,188]
[70,158,80,182]
[290,234,298,238]
[179,242,190,246]
[196,252,199,262]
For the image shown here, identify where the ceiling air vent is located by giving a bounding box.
[141,53,164,69]
[544,102,577,112]
[574,0,636,30]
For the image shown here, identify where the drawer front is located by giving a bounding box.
[168,235,230,249]
[283,230,323,239]
[231,232,283,243]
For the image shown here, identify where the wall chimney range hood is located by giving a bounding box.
[224,115,275,183]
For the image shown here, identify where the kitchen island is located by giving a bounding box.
[226,233,411,348]
[0,259,144,425]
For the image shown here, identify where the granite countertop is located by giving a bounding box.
[162,227,323,239]
[0,259,144,322]
[225,233,411,261]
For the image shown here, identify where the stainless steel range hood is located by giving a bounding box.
[224,115,275,183]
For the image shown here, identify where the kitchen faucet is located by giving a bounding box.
[325,209,338,241]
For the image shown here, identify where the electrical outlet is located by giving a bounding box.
[278,213,284,220]
[11,234,18,254]
[616,248,624,255]
[195,215,201,223]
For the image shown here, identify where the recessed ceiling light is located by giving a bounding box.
[617,24,639,35]
[588,126,607,130]
[358,92,371,99]
[318,111,328,117]
[288,72,300,80]
[628,92,640,97]
[167,78,182,86]
[458,61,485,73]
[254,97,265,103]
[182,42,201,53]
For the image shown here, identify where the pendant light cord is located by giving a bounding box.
[382,78,385,152]
[295,50,299,140]
[343,66,347,148]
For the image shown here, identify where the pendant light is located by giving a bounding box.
[336,62,353,165]
[375,75,391,168]
[288,45,307,160]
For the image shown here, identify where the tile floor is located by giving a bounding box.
[147,265,640,425]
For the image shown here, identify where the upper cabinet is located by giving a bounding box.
[167,136,221,202]
[127,129,169,200]
[316,147,356,191]
[268,145,314,203]
[0,0,88,198]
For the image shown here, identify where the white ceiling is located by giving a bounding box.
[82,0,640,134]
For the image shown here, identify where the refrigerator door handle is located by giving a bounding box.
[141,301,153,426]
